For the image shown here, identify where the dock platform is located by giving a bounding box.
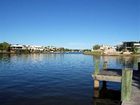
[92,61,134,104]
[92,69,122,82]
[92,61,140,105]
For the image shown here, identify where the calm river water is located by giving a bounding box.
[0,54,139,105]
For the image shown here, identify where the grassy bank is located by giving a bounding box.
[83,51,102,55]
[83,51,140,56]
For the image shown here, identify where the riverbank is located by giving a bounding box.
[83,51,140,56]
[0,51,82,55]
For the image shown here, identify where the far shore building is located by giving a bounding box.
[10,44,26,50]
[27,45,44,52]
[92,45,119,55]
[10,44,63,53]
[122,41,140,53]
[10,44,27,53]
[100,45,119,55]
[10,44,45,53]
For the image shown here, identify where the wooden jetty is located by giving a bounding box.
[92,61,135,104]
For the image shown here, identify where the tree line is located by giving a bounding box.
[0,42,83,53]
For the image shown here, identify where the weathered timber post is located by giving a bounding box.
[94,61,100,97]
[102,61,107,89]
[103,61,107,70]
[94,86,99,98]
[94,60,99,75]
[121,68,133,101]
[138,62,140,71]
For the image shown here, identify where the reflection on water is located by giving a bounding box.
[93,80,121,105]
[93,87,121,105]
[0,54,139,69]
[0,54,11,62]
[0,54,139,105]
[93,55,140,70]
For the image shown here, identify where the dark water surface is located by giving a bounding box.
[0,54,139,105]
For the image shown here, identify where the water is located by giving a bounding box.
[0,54,139,105]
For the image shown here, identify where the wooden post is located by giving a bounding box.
[94,80,100,97]
[94,61,100,97]
[94,80,99,89]
[94,60,99,75]
[103,61,107,70]
[94,61,100,89]
[138,62,140,71]
[121,68,133,101]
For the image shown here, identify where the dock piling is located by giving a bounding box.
[94,61,99,75]
[121,68,133,101]
[94,61,100,88]
[103,61,107,89]
[93,61,100,97]
[103,61,107,70]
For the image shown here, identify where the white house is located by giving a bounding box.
[10,44,26,50]
[27,45,44,51]
[100,45,118,55]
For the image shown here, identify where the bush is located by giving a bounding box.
[0,42,10,51]
[93,44,100,50]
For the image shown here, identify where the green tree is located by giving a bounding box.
[93,44,100,50]
[0,42,10,51]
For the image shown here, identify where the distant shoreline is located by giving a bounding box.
[0,51,140,57]
[83,51,140,57]
[0,51,82,54]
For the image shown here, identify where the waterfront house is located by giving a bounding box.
[10,44,45,53]
[10,44,27,53]
[133,43,140,53]
[10,44,26,50]
[100,45,119,55]
[10,44,24,50]
[27,45,44,52]
[122,41,140,53]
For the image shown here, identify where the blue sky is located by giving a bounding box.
[0,0,140,49]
